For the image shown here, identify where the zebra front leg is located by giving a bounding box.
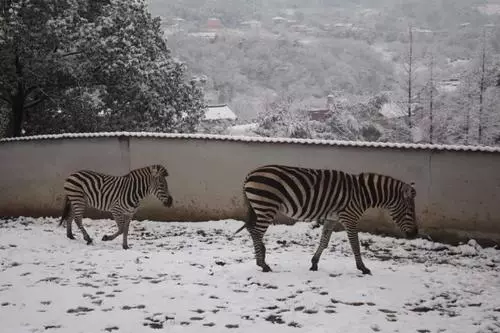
[121,216,132,250]
[310,219,336,271]
[249,227,271,272]
[344,222,371,275]
[74,216,93,245]
[102,213,124,242]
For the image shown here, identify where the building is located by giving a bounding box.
[207,18,223,30]
[302,95,336,121]
[241,20,262,30]
[203,104,237,122]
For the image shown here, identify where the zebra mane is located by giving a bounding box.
[358,172,410,187]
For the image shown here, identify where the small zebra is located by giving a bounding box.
[59,164,173,249]
[234,164,418,274]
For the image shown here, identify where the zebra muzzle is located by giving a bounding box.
[164,196,173,207]
[405,228,418,239]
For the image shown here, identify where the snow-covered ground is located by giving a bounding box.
[1,217,499,333]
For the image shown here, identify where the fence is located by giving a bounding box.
[1,132,500,246]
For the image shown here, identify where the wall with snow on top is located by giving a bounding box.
[1,132,500,247]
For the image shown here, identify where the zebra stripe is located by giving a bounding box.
[237,164,418,274]
[60,164,173,249]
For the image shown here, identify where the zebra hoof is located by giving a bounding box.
[360,267,371,275]
[262,265,272,272]
[86,238,93,245]
[309,264,318,271]
[67,234,75,240]
[123,244,129,250]
[102,235,110,241]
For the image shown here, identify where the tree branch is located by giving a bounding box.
[25,85,39,96]
[24,96,46,109]
[0,91,12,104]
[60,51,83,58]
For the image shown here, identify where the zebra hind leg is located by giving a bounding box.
[248,225,271,272]
[310,219,336,271]
[66,212,75,240]
[74,214,93,245]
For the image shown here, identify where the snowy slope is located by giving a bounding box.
[0,217,499,333]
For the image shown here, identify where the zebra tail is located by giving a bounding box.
[59,196,70,227]
[232,183,256,237]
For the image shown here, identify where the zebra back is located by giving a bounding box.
[243,165,416,226]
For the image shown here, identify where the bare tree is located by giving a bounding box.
[406,24,414,131]
[428,52,435,143]
[478,28,487,144]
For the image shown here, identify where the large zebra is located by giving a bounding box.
[234,164,418,274]
[59,164,173,249]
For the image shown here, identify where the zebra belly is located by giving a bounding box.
[285,206,339,223]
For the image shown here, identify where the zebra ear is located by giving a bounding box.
[150,165,160,177]
[404,183,416,199]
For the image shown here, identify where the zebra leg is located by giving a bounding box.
[65,211,75,240]
[248,226,271,272]
[121,216,132,250]
[72,199,92,245]
[74,215,93,245]
[310,219,336,271]
[102,213,124,241]
[343,222,371,275]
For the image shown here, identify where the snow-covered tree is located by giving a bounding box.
[0,0,205,137]
[255,95,312,139]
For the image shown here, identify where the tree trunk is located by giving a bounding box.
[428,53,434,144]
[6,55,26,137]
[478,29,487,144]
[7,88,25,137]
[407,25,413,130]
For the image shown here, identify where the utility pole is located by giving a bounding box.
[429,53,434,143]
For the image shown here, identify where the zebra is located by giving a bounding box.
[234,164,418,274]
[59,164,173,249]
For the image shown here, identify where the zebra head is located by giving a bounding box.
[390,181,418,239]
[149,165,173,207]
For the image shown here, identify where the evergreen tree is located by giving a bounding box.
[0,0,205,137]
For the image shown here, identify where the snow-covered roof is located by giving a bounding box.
[204,105,237,121]
[2,131,500,153]
[187,32,217,39]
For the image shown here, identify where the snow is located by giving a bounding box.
[1,217,499,333]
[203,105,237,121]
[2,131,500,153]
[379,102,406,119]
[226,123,259,137]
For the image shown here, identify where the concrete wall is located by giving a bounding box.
[1,134,499,246]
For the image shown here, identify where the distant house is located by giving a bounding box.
[241,20,262,30]
[302,95,336,121]
[207,18,223,30]
[272,16,286,24]
[187,32,218,42]
[437,78,460,93]
[203,104,237,122]
[305,108,331,122]
[199,104,238,134]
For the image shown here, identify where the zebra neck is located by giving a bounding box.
[357,173,395,211]
[127,174,150,205]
